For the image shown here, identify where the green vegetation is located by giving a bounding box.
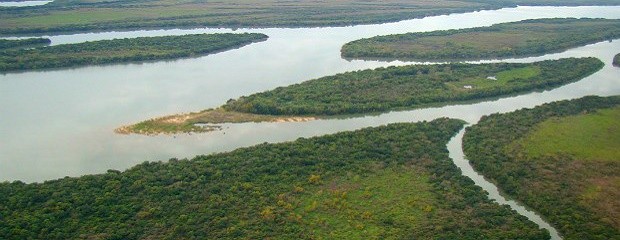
[0,119,550,239]
[0,38,49,50]
[223,58,602,115]
[463,96,620,239]
[119,57,602,135]
[614,53,620,67]
[0,33,267,72]
[1,0,619,35]
[341,18,620,61]
[513,106,620,162]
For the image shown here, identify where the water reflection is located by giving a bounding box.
[0,6,619,184]
[0,0,52,7]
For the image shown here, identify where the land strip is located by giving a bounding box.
[0,33,267,72]
[118,58,603,135]
[463,95,620,239]
[341,18,620,61]
[1,0,619,35]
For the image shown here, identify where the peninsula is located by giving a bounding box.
[118,57,603,135]
[0,33,267,72]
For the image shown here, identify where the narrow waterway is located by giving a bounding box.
[447,127,562,239]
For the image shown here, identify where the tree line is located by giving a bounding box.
[222,57,602,116]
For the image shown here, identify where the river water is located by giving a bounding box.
[1,6,619,237]
[2,5,618,183]
[0,1,52,7]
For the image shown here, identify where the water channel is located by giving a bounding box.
[1,6,619,238]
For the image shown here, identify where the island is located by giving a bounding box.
[1,119,551,239]
[341,18,620,61]
[0,33,267,72]
[0,37,50,50]
[1,1,619,35]
[117,57,603,135]
[614,53,620,67]
[463,95,620,239]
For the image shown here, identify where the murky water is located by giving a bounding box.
[0,0,52,7]
[1,6,620,237]
[2,6,618,183]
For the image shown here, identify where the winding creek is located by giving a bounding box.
[1,6,620,239]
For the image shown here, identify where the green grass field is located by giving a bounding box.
[446,66,541,90]
[292,167,435,239]
[513,106,620,162]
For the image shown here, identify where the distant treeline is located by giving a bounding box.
[0,119,550,239]
[463,96,620,239]
[222,57,603,116]
[0,0,619,35]
[0,38,50,50]
[341,18,620,61]
[0,33,267,72]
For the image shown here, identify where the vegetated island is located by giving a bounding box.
[614,53,620,67]
[463,95,620,239]
[1,119,551,239]
[117,57,603,135]
[0,37,49,50]
[341,18,620,61]
[0,33,267,72]
[1,1,619,35]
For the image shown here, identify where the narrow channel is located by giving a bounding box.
[447,126,562,240]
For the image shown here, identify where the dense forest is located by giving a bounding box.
[0,119,549,239]
[223,58,602,116]
[0,33,267,72]
[0,38,50,50]
[463,96,620,239]
[0,1,618,35]
[341,18,620,61]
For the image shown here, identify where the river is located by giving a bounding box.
[0,1,52,7]
[1,6,619,238]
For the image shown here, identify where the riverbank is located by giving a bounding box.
[2,119,553,239]
[115,108,316,135]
